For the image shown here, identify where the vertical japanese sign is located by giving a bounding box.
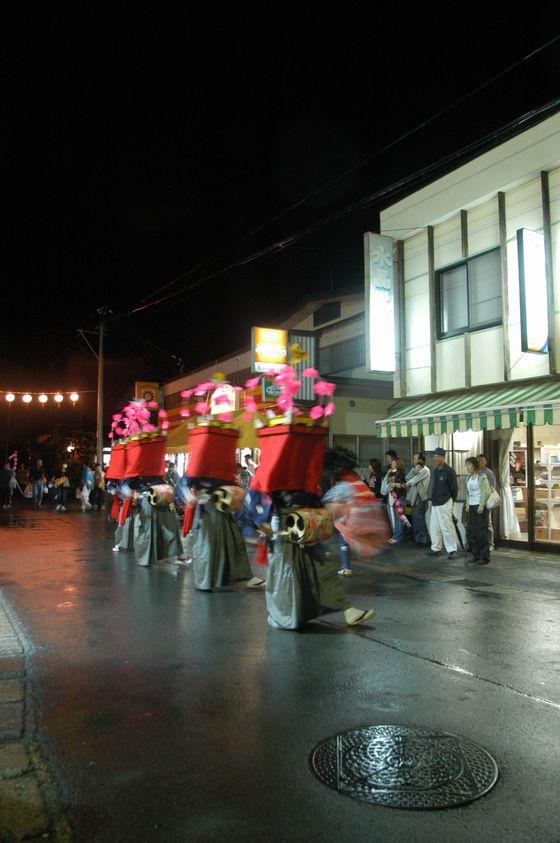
[517,228,548,354]
[364,233,395,371]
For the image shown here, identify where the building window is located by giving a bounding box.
[437,248,502,339]
[319,334,365,374]
[313,301,341,327]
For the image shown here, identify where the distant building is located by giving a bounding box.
[163,288,393,469]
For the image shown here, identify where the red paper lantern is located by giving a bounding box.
[124,437,166,478]
[187,427,237,482]
[250,425,327,494]
[105,444,126,480]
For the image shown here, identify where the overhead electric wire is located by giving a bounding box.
[125,32,560,315]
[109,314,182,369]
[124,95,560,320]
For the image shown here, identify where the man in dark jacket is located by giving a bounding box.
[30,459,45,509]
[426,447,459,559]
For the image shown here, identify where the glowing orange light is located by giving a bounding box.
[5,393,15,402]
[38,393,48,405]
[22,393,32,404]
[54,393,64,403]
[70,392,79,403]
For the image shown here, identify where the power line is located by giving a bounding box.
[126,32,560,315]
[124,95,560,319]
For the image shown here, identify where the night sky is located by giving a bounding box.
[4,8,560,445]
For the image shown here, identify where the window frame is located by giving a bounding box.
[436,247,502,340]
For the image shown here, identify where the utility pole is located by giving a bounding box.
[96,307,109,466]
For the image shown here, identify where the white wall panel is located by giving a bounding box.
[467,197,499,256]
[403,232,429,281]
[470,326,504,385]
[436,336,465,391]
[505,178,542,239]
[433,215,462,269]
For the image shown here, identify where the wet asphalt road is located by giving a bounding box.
[1,506,560,842]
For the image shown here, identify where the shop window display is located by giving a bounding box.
[532,425,560,545]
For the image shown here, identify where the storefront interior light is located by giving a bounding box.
[5,393,15,402]
[22,393,32,404]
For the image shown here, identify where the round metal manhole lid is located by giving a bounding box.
[310,725,499,810]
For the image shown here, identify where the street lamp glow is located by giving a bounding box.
[67,444,75,452]
[22,393,32,404]
[5,393,15,402]
[54,393,64,403]
[38,393,48,404]
[70,392,79,403]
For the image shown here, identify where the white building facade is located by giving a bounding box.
[375,111,560,551]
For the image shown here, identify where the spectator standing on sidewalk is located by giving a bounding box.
[90,463,105,511]
[367,458,383,498]
[30,459,46,509]
[54,463,71,512]
[426,447,458,559]
[478,453,496,551]
[406,454,430,546]
[465,457,492,564]
[0,463,11,509]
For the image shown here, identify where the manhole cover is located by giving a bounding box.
[310,725,498,809]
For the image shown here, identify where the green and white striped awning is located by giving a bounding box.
[376,380,560,438]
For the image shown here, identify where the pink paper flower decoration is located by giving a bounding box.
[115,427,124,436]
[245,377,260,389]
[108,432,114,439]
[112,413,122,422]
[310,405,324,420]
[180,408,191,418]
[292,407,303,416]
[195,402,207,414]
[129,421,140,434]
[274,366,295,385]
[161,420,170,430]
[194,381,214,396]
[233,386,243,392]
[148,401,158,409]
[302,367,319,378]
[313,381,336,397]
[285,379,301,395]
[180,389,193,399]
[137,408,150,423]
[143,423,155,433]
[218,412,233,423]
[242,411,254,421]
[277,394,293,412]
[158,409,168,418]
[244,396,257,413]
[323,402,336,417]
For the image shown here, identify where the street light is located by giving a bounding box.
[5,393,15,402]
[22,394,32,404]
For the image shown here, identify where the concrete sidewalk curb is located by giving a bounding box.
[0,590,71,842]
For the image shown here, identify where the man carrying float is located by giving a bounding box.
[179,378,265,592]
[246,366,375,630]
[105,400,182,566]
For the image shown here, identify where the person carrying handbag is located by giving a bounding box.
[464,457,492,565]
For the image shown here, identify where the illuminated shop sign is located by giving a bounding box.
[251,327,288,373]
[365,233,395,372]
[517,228,548,354]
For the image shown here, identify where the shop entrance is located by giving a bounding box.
[488,424,560,551]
